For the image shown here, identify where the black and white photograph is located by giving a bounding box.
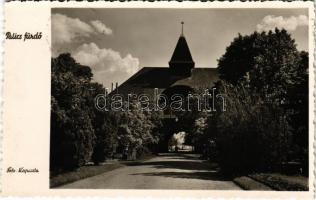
[49,8,310,191]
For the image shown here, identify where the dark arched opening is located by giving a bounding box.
[157,85,195,152]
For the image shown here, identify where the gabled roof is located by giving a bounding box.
[110,67,219,96]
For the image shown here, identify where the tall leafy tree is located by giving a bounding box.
[50,53,96,170]
[213,29,308,174]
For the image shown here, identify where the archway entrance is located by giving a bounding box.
[156,85,196,152]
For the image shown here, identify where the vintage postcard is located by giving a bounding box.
[2,1,315,198]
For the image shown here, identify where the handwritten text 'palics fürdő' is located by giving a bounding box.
[6,32,42,41]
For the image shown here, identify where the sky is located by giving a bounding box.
[52,8,309,89]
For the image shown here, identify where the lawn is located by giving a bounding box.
[50,162,124,188]
[249,173,308,191]
[50,154,155,188]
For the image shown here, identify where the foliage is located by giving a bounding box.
[51,54,164,170]
[88,82,121,165]
[50,53,96,170]
[218,29,300,89]
[207,29,308,174]
[116,103,163,158]
[215,81,292,173]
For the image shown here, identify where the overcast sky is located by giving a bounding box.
[52,8,309,89]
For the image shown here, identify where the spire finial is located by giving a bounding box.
[181,21,184,36]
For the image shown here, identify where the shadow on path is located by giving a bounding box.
[126,160,218,171]
[131,171,231,181]
[127,153,232,181]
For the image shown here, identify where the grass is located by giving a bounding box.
[233,173,308,191]
[50,162,124,188]
[50,154,155,188]
[233,176,273,190]
[249,173,308,191]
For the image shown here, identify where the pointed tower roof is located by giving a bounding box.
[169,22,195,69]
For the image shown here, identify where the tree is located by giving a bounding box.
[50,53,96,171]
[212,29,308,174]
[90,83,120,165]
[214,81,292,173]
[50,54,164,170]
[218,29,305,102]
[116,103,162,159]
[285,51,309,175]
